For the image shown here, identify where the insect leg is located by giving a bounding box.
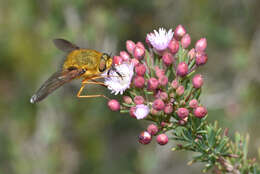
[77,79,109,100]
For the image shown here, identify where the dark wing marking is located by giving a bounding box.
[53,38,80,52]
[30,68,85,103]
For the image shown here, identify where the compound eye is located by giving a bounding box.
[99,58,106,72]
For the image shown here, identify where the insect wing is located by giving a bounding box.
[53,38,80,52]
[30,69,85,103]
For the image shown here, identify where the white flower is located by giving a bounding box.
[103,62,134,95]
[134,104,150,120]
[147,28,173,51]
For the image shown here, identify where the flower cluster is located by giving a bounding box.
[106,25,208,145]
[104,25,260,173]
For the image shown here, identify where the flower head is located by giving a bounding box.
[103,62,134,95]
[147,28,173,51]
[134,104,150,120]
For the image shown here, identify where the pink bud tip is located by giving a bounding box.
[178,119,187,125]
[174,25,186,40]
[134,96,145,105]
[161,122,167,127]
[152,99,165,111]
[133,46,145,60]
[135,63,146,76]
[159,92,168,101]
[195,52,208,66]
[192,74,204,88]
[155,66,165,78]
[171,79,178,89]
[177,107,189,119]
[164,103,173,114]
[188,48,196,60]
[138,131,152,145]
[181,33,191,49]
[194,106,207,118]
[162,52,174,66]
[126,40,136,54]
[145,36,151,46]
[147,124,158,135]
[123,96,133,104]
[120,51,130,61]
[113,56,123,65]
[151,108,159,116]
[159,76,168,86]
[189,99,198,109]
[177,62,188,77]
[108,99,120,111]
[168,38,179,54]
[156,134,168,145]
[176,85,185,96]
[195,38,207,52]
[129,106,136,118]
[136,41,145,50]
[134,76,145,88]
[131,58,139,67]
[148,77,159,90]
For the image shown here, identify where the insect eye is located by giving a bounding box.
[99,58,107,72]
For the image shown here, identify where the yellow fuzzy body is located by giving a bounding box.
[63,49,111,79]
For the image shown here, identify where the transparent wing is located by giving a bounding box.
[53,38,80,52]
[30,68,85,103]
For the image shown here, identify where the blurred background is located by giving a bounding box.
[0,0,260,173]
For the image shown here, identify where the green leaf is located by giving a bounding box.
[207,125,216,148]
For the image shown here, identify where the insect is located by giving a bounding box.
[30,38,121,103]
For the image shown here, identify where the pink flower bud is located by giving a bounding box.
[177,62,188,77]
[134,96,145,105]
[147,124,158,135]
[113,56,123,65]
[160,92,168,101]
[192,74,204,88]
[120,51,130,61]
[181,33,191,49]
[152,99,165,111]
[174,25,186,40]
[126,40,135,54]
[195,38,207,52]
[156,134,168,145]
[195,52,208,66]
[131,58,139,67]
[136,41,145,50]
[176,85,185,96]
[108,99,120,111]
[150,108,159,116]
[148,78,159,90]
[177,108,189,119]
[134,76,145,88]
[171,79,178,89]
[188,48,196,60]
[162,52,173,66]
[158,76,168,86]
[155,66,165,78]
[133,46,145,60]
[123,96,133,104]
[168,38,179,54]
[178,118,187,125]
[129,106,136,118]
[189,99,198,108]
[164,103,173,114]
[138,131,152,145]
[161,122,167,127]
[194,106,207,118]
[135,63,146,76]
